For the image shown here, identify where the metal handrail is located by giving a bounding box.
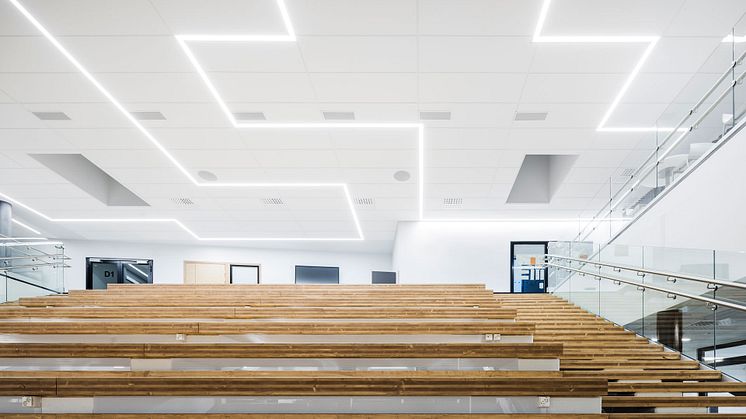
[0,262,69,271]
[547,262,746,313]
[546,254,746,291]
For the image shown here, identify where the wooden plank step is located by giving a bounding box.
[0,415,611,419]
[609,381,746,393]
[0,342,563,359]
[560,360,700,370]
[602,396,746,407]
[0,306,517,320]
[0,320,534,335]
[0,371,607,397]
[564,370,722,381]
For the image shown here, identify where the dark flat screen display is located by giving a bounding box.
[295,265,339,284]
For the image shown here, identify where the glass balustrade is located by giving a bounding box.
[575,14,746,247]
[0,237,68,302]
[547,242,746,382]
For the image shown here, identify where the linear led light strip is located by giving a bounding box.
[7,0,681,233]
[535,0,685,133]
[6,0,366,241]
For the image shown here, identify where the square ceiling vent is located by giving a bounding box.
[32,111,70,120]
[234,112,266,121]
[507,154,578,204]
[514,112,548,121]
[131,111,166,120]
[419,111,451,121]
[323,111,355,121]
[442,197,463,209]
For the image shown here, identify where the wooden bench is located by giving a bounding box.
[0,370,607,397]
[0,320,534,335]
[0,342,562,359]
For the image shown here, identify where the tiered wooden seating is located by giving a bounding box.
[494,293,746,413]
[0,284,604,416]
[5,285,743,415]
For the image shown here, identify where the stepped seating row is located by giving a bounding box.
[494,293,746,413]
[2,284,745,416]
[0,284,600,416]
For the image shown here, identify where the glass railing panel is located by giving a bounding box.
[599,280,644,336]
[642,245,716,301]
[5,274,56,302]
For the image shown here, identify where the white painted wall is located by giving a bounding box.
[613,124,746,253]
[392,221,580,292]
[62,240,392,291]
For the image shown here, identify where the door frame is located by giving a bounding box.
[509,241,548,293]
[229,264,261,284]
[183,260,262,284]
[86,257,154,289]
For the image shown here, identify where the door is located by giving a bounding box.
[510,242,548,293]
[230,265,260,284]
[86,258,153,290]
[184,262,228,284]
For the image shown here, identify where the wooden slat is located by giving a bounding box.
[602,396,746,407]
[0,306,516,320]
[0,371,607,397]
[0,320,533,335]
[0,342,562,359]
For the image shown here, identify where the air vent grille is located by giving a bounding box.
[32,111,70,121]
[323,111,355,121]
[170,197,195,207]
[442,197,463,209]
[419,111,451,121]
[354,197,375,207]
[514,112,548,121]
[131,111,166,120]
[263,198,285,206]
[234,112,266,121]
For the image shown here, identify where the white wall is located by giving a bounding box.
[613,123,746,253]
[392,221,579,292]
[62,240,392,290]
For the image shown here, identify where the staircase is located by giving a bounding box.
[496,293,746,415]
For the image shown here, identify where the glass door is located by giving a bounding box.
[86,258,153,289]
[510,242,548,293]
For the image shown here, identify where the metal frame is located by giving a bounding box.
[510,241,549,294]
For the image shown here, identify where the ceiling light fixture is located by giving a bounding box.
[7,0,365,241]
[533,0,664,133]
[10,219,42,235]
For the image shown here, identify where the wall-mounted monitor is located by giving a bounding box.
[295,265,340,284]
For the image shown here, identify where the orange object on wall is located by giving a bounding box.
[530,257,536,265]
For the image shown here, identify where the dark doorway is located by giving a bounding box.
[86,258,153,289]
[510,241,548,293]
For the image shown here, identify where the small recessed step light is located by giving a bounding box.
[131,111,166,121]
[419,111,451,121]
[233,112,266,121]
[442,197,463,209]
[32,111,70,121]
[514,112,548,121]
[263,197,285,206]
[323,111,355,121]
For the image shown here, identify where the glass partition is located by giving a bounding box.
[574,15,746,247]
[547,242,746,382]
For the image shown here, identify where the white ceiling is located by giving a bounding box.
[0,0,744,253]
